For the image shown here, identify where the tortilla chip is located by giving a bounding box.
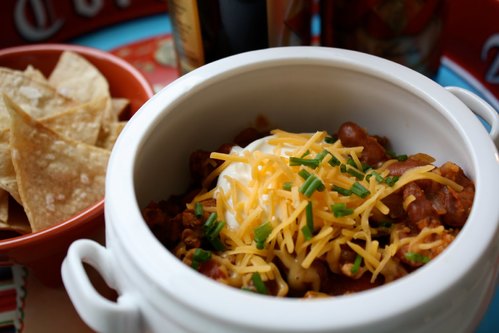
[0,97,105,204]
[49,51,113,115]
[48,51,118,147]
[0,68,77,128]
[40,97,106,145]
[4,95,110,232]
[111,98,130,119]
[96,121,127,150]
[0,128,20,203]
[0,194,31,234]
[0,188,8,222]
[24,65,48,82]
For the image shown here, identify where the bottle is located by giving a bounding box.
[169,0,312,75]
[321,0,446,78]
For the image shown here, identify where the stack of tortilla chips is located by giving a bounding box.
[0,51,128,233]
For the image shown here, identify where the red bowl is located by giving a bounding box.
[0,44,154,287]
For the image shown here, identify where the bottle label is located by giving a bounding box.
[169,0,204,74]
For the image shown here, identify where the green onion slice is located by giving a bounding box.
[305,201,314,231]
[193,248,212,262]
[315,150,329,162]
[404,252,430,264]
[384,176,400,187]
[332,185,352,196]
[298,169,311,180]
[282,182,293,191]
[254,221,272,249]
[194,202,204,218]
[301,150,311,158]
[251,272,268,294]
[301,225,313,241]
[366,171,384,183]
[328,155,341,166]
[331,203,353,217]
[325,135,337,144]
[346,167,364,180]
[300,175,325,197]
[346,157,358,168]
[203,212,217,230]
[191,248,212,270]
[350,182,371,198]
[289,157,320,169]
[203,213,225,251]
[351,254,363,274]
[387,150,409,161]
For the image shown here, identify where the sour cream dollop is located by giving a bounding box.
[215,135,295,230]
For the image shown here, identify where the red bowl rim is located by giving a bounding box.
[0,43,154,97]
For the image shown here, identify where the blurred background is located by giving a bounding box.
[1,0,498,104]
[0,0,498,332]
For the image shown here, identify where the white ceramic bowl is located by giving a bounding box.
[62,47,499,333]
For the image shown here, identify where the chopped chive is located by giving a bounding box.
[404,252,430,264]
[193,248,212,262]
[366,171,384,183]
[251,272,268,294]
[298,169,311,180]
[282,182,293,191]
[299,173,316,193]
[301,150,311,158]
[351,254,363,274]
[315,150,329,162]
[331,203,353,217]
[387,150,408,161]
[340,164,347,173]
[191,248,212,270]
[346,157,357,168]
[194,202,204,218]
[301,176,324,197]
[332,185,352,196]
[304,177,322,197]
[209,237,225,251]
[301,225,313,240]
[328,155,341,166]
[325,135,337,144]
[306,201,314,231]
[384,175,400,187]
[254,221,272,249]
[346,167,365,180]
[290,157,320,169]
[361,163,372,172]
[210,221,225,239]
[203,213,225,251]
[396,154,408,161]
[204,212,217,230]
[350,182,371,198]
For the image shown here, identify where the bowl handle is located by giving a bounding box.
[445,86,499,148]
[61,239,140,333]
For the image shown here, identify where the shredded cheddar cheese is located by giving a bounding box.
[188,130,467,296]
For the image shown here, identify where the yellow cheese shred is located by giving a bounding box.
[190,129,466,295]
